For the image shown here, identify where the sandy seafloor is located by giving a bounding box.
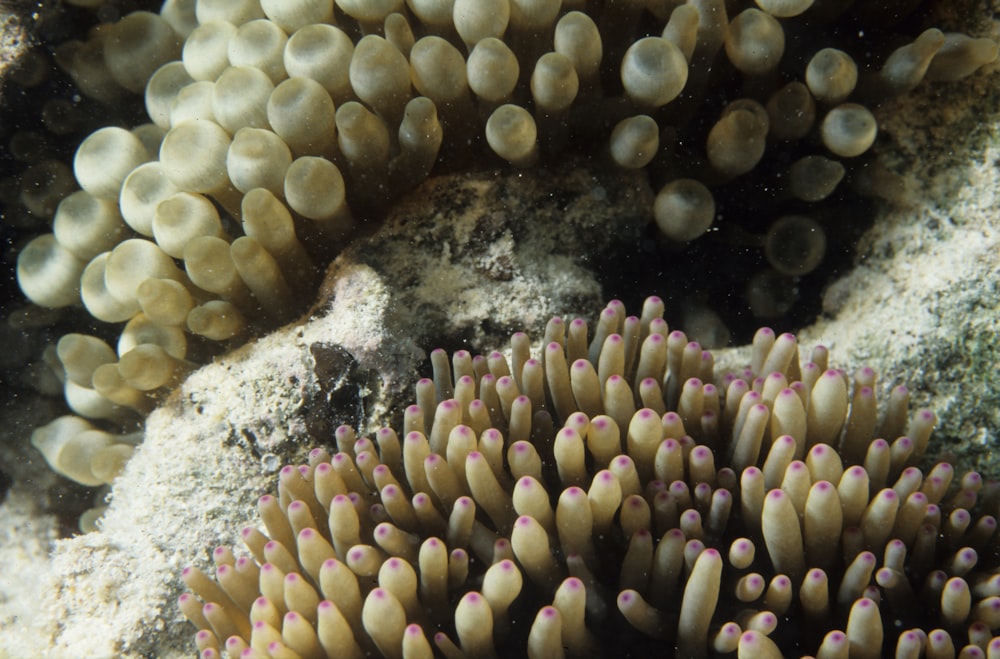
[0,2,998,658]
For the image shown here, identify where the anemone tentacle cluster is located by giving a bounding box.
[10,0,998,487]
[9,0,996,458]
[180,296,1000,658]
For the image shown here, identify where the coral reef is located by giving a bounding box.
[0,0,998,657]
[2,162,998,655]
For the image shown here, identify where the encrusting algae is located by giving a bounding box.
[181,296,1000,659]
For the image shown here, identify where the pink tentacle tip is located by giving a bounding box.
[927,630,944,645]
[948,578,968,592]
[666,528,685,540]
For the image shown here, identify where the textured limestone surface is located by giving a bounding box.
[0,8,28,88]
[332,163,650,350]
[800,35,1000,476]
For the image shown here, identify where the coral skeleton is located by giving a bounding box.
[181,297,1000,658]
